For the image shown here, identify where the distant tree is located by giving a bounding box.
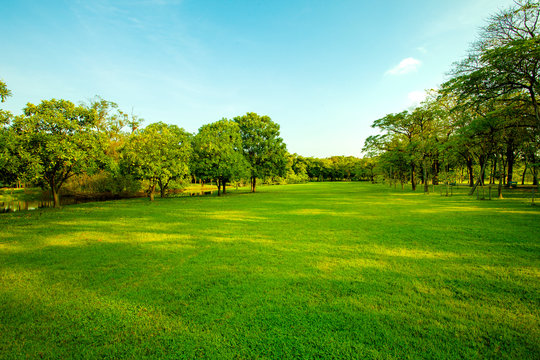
[12,99,103,207]
[305,157,324,181]
[369,111,420,190]
[234,112,287,192]
[191,119,249,195]
[359,157,377,183]
[289,153,309,183]
[121,122,191,200]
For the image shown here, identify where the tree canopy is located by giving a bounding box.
[191,118,249,195]
[234,112,288,192]
[363,1,540,195]
[12,99,103,207]
[121,121,191,200]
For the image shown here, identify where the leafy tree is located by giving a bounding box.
[79,97,141,194]
[0,80,16,186]
[191,119,249,195]
[304,157,324,181]
[234,112,287,192]
[369,111,420,190]
[0,79,11,103]
[12,99,103,207]
[83,96,128,140]
[447,1,540,138]
[121,122,191,200]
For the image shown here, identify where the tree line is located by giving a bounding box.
[363,0,539,198]
[0,86,374,207]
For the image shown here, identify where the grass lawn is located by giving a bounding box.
[0,182,538,359]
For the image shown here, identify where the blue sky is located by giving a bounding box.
[1,0,517,157]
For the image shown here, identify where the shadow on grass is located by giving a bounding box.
[1,182,539,358]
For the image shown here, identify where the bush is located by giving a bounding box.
[64,171,142,195]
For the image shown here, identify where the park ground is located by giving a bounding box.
[0,182,538,359]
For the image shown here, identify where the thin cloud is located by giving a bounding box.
[416,46,428,54]
[385,57,422,75]
[407,90,427,107]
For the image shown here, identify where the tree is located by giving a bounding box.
[191,119,249,195]
[12,99,103,207]
[0,79,11,103]
[121,122,191,200]
[234,112,288,192]
[448,1,540,133]
[0,79,17,186]
[369,111,420,190]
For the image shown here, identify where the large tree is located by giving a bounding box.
[448,1,540,131]
[191,119,249,195]
[12,99,103,207]
[121,122,191,200]
[234,112,287,192]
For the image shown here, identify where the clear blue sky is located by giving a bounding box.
[1,0,516,157]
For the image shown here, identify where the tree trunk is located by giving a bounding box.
[48,177,61,208]
[149,184,156,201]
[469,156,490,196]
[423,159,429,193]
[217,178,221,196]
[478,155,487,186]
[490,158,496,184]
[159,179,168,198]
[251,176,257,192]
[432,159,440,185]
[522,163,528,185]
[52,187,60,208]
[498,155,503,199]
[411,164,416,191]
[506,146,514,186]
[467,157,474,187]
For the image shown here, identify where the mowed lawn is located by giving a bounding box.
[0,182,538,359]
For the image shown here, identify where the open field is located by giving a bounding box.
[0,182,539,359]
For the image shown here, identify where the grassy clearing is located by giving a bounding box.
[0,182,538,359]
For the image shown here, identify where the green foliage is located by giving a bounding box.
[63,171,142,195]
[448,0,540,126]
[366,1,540,192]
[234,112,288,191]
[11,99,104,206]
[283,153,309,184]
[0,79,18,186]
[121,122,191,200]
[191,118,249,193]
[0,79,11,103]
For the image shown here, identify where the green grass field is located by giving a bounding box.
[0,182,538,359]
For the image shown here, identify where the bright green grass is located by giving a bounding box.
[0,182,538,359]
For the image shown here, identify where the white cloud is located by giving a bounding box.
[385,57,422,75]
[407,90,428,107]
[416,46,428,54]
